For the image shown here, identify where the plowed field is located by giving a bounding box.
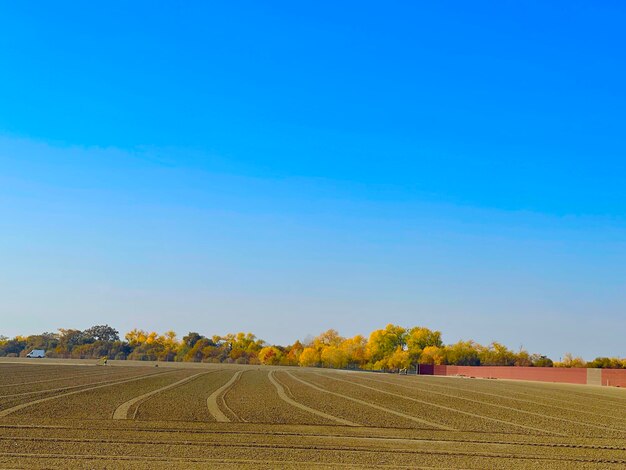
[1,359,625,469]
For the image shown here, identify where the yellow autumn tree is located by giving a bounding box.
[387,347,411,370]
[258,346,282,365]
[125,329,148,344]
[340,335,368,367]
[158,330,179,361]
[283,340,304,366]
[313,329,344,349]
[555,353,586,368]
[299,347,320,367]
[145,331,159,345]
[420,345,446,365]
[406,326,442,362]
[366,324,406,364]
[320,346,348,368]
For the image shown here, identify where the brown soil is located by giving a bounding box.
[1,360,625,469]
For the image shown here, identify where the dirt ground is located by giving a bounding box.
[1,358,625,469]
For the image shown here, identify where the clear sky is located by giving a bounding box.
[1,2,624,359]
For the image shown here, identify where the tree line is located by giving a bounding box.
[1,323,623,369]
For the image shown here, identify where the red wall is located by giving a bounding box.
[602,369,626,387]
[432,365,588,384]
[416,364,434,375]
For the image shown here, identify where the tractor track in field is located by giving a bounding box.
[286,371,454,431]
[484,385,626,416]
[392,376,626,424]
[0,423,540,437]
[268,371,358,426]
[0,371,157,398]
[317,373,565,436]
[113,371,210,420]
[0,370,119,389]
[352,374,626,433]
[0,370,174,418]
[465,379,626,409]
[1,431,626,451]
[2,442,625,466]
[3,363,625,468]
[206,370,243,422]
[0,453,444,469]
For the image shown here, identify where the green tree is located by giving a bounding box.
[0,338,27,357]
[479,342,516,366]
[83,325,119,342]
[587,357,623,369]
[182,332,203,348]
[444,340,481,366]
[530,354,554,367]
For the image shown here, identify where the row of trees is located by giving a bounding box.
[1,324,624,369]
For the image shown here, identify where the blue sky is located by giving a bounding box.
[1,2,625,358]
